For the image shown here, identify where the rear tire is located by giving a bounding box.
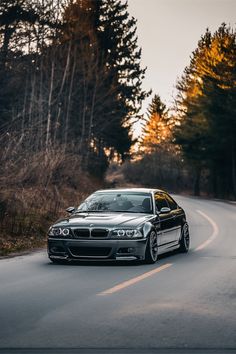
[178,223,190,253]
[144,230,158,264]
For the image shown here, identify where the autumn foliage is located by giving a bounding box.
[175,24,236,198]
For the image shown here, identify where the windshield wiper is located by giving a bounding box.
[75,210,108,213]
[103,210,152,213]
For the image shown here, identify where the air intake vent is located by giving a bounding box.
[73,228,90,238]
[69,247,111,257]
[91,229,109,238]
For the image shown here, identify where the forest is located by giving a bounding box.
[0,0,235,254]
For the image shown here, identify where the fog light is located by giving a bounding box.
[50,246,64,253]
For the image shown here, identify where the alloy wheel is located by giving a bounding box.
[149,231,158,261]
[182,223,190,250]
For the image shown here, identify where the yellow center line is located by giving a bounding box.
[97,263,172,295]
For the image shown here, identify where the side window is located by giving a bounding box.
[164,193,178,210]
[155,193,168,211]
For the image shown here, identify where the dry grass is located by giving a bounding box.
[0,146,102,255]
[0,186,93,255]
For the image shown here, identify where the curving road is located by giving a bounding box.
[0,196,236,354]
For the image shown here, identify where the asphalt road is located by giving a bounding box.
[0,196,236,354]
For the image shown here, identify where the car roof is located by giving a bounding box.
[94,188,165,194]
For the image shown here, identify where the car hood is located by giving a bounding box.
[53,212,155,229]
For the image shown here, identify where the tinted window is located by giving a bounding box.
[78,192,153,214]
[155,193,168,211]
[164,193,178,210]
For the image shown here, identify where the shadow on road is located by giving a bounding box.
[46,250,182,268]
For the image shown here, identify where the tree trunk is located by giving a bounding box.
[193,166,201,196]
[64,50,76,148]
[212,168,218,198]
[46,59,55,150]
[0,25,14,68]
[84,78,97,167]
[232,140,236,200]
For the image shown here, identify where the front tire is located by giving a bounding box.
[178,223,190,253]
[144,230,158,264]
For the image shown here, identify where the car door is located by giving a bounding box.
[163,193,182,242]
[154,192,176,247]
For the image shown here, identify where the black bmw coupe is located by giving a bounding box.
[47,188,190,264]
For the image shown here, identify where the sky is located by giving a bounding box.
[128,0,236,133]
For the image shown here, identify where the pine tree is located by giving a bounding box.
[141,94,170,153]
[94,0,150,159]
[175,24,236,198]
[98,0,148,119]
[57,0,149,172]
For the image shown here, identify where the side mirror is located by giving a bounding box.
[159,207,171,214]
[66,206,75,214]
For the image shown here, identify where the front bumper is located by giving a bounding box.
[48,237,148,261]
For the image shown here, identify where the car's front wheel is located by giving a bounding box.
[144,230,158,264]
[178,222,190,253]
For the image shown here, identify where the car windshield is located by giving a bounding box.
[77,192,153,214]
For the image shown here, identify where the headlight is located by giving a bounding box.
[62,228,70,236]
[111,229,143,238]
[48,227,71,237]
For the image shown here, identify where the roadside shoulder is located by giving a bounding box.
[0,247,45,260]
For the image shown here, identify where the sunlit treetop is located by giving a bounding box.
[140,94,172,153]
